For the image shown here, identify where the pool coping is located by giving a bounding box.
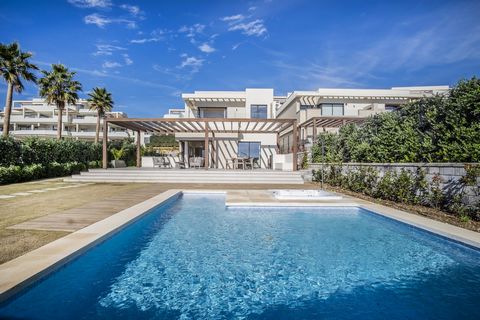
[0,189,182,303]
[1,188,479,304]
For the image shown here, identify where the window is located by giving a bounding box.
[385,105,400,111]
[299,105,315,110]
[198,108,226,118]
[238,142,260,159]
[250,105,267,119]
[320,103,344,116]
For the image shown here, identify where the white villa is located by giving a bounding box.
[150,86,449,170]
[0,98,130,141]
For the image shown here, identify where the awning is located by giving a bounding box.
[106,118,295,134]
[299,116,367,128]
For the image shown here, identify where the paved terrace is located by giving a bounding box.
[0,179,317,264]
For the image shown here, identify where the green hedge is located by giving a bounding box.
[0,137,138,167]
[0,137,102,166]
[0,162,90,185]
[314,164,480,221]
[312,77,480,163]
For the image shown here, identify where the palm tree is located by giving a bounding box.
[0,42,38,137]
[87,87,113,143]
[38,64,82,139]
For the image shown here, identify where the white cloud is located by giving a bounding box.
[130,38,159,44]
[179,55,204,73]
[178,24,205,37]
[68,0,112,8]
[228,19,267,37]
[232,42,242,50]
[198,43,215,53]
[93,44,126,56]
[122,54,133,65]
[248,6,257,12]
[102,61,122,68]
[221,14,245,23]
[120,4,144,18]
[130,29,165,44]
[84,13,111,27]
[84,13,137,28]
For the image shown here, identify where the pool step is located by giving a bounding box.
[66,169,304,184]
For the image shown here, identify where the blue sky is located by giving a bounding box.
[1,0,479,117]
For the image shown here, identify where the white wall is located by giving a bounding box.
[245,88,274,119]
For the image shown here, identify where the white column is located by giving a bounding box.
[184,141,189,168]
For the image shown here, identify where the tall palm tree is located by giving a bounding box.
[38,64,82,139]
[0,42,38,137]
[87,87,113,143]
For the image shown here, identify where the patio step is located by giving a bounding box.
[66,169,304,184]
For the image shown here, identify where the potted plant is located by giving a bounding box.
[110,148,126,168]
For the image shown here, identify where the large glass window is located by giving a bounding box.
[238,142,261,159]
[320,103,344,116]
[198,108,226,118]
[250,105,268,119]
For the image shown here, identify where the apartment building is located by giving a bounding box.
[276,86,450,151]
[159,86,449,168]
[172,88,289,169]
[0,98,130,141]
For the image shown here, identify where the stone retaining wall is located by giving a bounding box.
[309,162,480,204]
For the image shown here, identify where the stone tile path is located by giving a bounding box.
[0,183,93,200]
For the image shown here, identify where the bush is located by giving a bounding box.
[0,162,86,185]
[313,165,480,220]
[0,137,22,166]
[0,137,103,166]
[311,77,480,163]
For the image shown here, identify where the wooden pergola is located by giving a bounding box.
[103,118,298,170]
[298,116,367,142]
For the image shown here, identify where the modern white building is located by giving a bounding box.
[276,86,450,151]
[154,86,449,169]
[175,88,287,169]
[0,98,130,141]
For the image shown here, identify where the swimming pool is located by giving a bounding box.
[0,193,479,319]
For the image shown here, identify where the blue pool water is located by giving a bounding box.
[1,194,479,319]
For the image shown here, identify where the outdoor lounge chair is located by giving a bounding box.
[175,155,186,169]
[153,156,172,168]
[189,157,204,169]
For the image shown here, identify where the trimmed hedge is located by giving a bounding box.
[314,164,480,221]
[0,137,102,166]
[312,77,480,163]
[0,162,89,185]
[0,137,133,184]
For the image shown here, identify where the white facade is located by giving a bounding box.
[172,88,284,169]
[277,86,450,123]
[0,98,130,141]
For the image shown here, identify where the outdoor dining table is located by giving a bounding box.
[229,157,252,170]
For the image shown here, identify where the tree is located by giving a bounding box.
[87,87,113,143]
[38,64,82,139]
[0,42,38,137]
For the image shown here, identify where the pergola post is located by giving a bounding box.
[204,122,209,170]
[292,120,298,171]
[102,120,108,169]
[313,118,317,144]
[136,130,141,168]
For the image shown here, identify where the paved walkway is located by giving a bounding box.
[8,184,317,232]
[0,182,94,200]
[8,185,167,232]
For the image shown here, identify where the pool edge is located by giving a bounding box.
[1,188,479,304]
[0,189,182,303]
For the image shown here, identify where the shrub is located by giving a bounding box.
[313,165,480,221]
[0,162,87,185]
[311,77,480,163]
[0,137,22,166]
